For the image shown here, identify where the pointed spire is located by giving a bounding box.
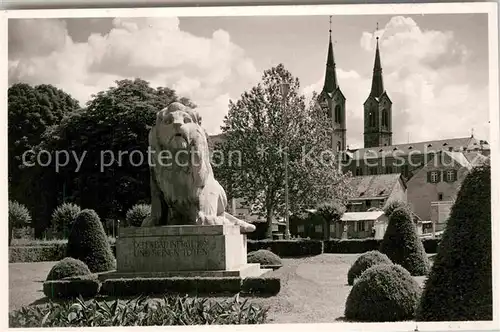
[322,15,338,94]
[369,31,385,98]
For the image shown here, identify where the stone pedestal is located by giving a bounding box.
[99,224,268,280]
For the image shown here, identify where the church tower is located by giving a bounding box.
[317,16,346,153]
[363,35,393,148]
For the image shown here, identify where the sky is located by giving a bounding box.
[8,13,490,149]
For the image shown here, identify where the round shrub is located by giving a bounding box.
[347,250,392,285]
[345,264,421,322]
[66,209,116,273]
[9,200,32,245]
[46,257,91,281]
[379,207,430,276]
[125,204,151,227]
[51,203,81,236]
[417,165,492,321]
[247,250,282,267]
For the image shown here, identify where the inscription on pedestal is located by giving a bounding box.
[133,238,216,258]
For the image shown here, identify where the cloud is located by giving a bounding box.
[304,16,488,149]
[8,17,261,134]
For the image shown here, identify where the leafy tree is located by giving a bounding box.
[316,201,346,239]
[35,79,196,225]
[8,83,80,236]
[215,64,353,238]
[8,200,32,245]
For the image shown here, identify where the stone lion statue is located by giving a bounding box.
[141,102,256,233]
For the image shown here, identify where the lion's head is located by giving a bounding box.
[151,102,212,183]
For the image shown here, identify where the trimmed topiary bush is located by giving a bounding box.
[50,203,81,237]
[247,239,322,257]
[241,276,281,295]
[9,200,32,246]
[66,209,116,273]
[379,208,430,276]
[125,204,151,227]
[247,249,282,267]
[46,257,91,281]
[347,250,392,285]
[417,165,492,321]
[345,264,421,322]
[383,200,412,219]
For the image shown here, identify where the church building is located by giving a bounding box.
[316,21,490,224]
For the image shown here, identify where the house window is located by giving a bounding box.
[329,224,335,233]
[446,169,456,182]
[366,200,372,209]
[369,111,377,127]
[359,221,366,232]
[355,167,363,176]
[369,167,378,175]
[297,225,304,233]
[438,193,443,201]
[315,224,322,233]
[402,164,409,178]
[428,171,440,183]
[337,141,341,152]
[335,105,341,124]
[385,166,393,174]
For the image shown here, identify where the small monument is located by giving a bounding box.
[101,102,267,281]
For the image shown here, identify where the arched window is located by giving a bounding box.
[369,111,376,127]
[337,141,341,152]
[382,109,388,127]
[335,105,341,124]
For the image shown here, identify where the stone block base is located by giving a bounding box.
[98,263,270,281]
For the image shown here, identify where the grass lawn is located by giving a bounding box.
[9,254,431,324]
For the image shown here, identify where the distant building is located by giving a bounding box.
[337,211,389,239]
[407,150,488,223]
[346,173,407,212]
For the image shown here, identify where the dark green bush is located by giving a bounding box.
[247,249,282,267]
[379,208,430,276]
[347,250,392,285]
[247,239,322,257]
[46,257,91,281]
[417,165,492,321]
[100,277,242,297]
[43,279,101,299]
[324,239,382,253]
[125,204,151,227]
[421,238,440,254]
[241,277,280,295]
[344,264,421,322]
[66,209,116,273]
[383,200,412,218]
[9,243,116,263]
[9,295,269,327]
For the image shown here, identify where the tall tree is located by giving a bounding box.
[8,83,80,199]
[35,78,196,231]
[214,64,353,238]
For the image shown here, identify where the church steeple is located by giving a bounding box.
[322,16,338,94]
[369,37,384,98]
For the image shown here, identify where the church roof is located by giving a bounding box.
[348,173,405,200]
[348,136,484,160]
[369,38,385,99]
[322,32,339,94]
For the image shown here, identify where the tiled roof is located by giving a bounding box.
[347,136,482,160]
[348,173,404,199]
[341,211,385,221]
[463,151,489,167]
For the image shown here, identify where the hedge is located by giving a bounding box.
[43,278,101,299]
[247,239,323,257]
[10,238,440,263]
[9,244,117,263]
[100,276,280,297]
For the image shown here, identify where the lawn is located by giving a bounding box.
[9,254,430,324]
